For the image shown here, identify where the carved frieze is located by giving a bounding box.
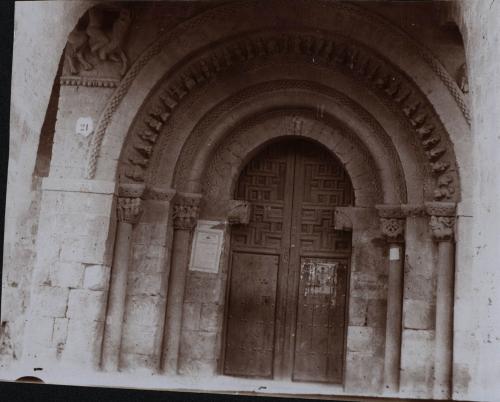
[173,194,201,230]
[117,31,458,203]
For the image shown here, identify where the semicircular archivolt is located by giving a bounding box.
[118,29,459,202]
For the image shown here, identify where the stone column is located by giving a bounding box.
[162,193,201,374]
[376,205,405,394]
[426,202,456,400]
[101,184,145,371]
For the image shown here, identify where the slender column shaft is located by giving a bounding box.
[161,193,200,374]
[383,243,404,392]
[377,207,405,395]
[433,239,454,399]
[163,228,192,374]
[101,221,133,371]
[426,204,456,400]
[101,191,143,371]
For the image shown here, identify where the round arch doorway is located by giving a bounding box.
[222,138,354,384]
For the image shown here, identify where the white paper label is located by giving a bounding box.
[189,220,225,273]
[389,247,400,261]
[76,117,94,137]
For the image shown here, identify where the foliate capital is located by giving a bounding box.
[117,197,143,224]
[429,216,455,242]
[173,193,202,230]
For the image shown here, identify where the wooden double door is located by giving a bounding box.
[223,139,353,383]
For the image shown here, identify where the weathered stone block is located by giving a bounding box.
[23,315,55,349]
[403,299,435,330]
[182,302,201,331]
[83,265,111,291]
[345,352,384,394]
[64,318,104,368]
[347,326,384,355]
[120,323,158,356]
[184,274,223,304]
[179,330,218,361]
[31,285,69,318]
[119,351,159,373]
[367,298,387,328]
[199,303,221,332]
[348,297,368,326]
[50,262,84,289]
[178,357,217,378]
[66,289,107,321]
[123,294,165,327]
[400,329,435,396]
[127,271,165,296]
[350,272,387,300]
[52,317,69,346]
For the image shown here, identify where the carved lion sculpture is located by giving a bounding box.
[65,26,93,75]
[97,8,132,76]
[65,7,131,76]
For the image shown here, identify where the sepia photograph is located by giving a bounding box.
[0,1,498,401]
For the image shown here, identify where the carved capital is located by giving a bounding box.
[380,218,405,243]
[173,193,201,230]
[227,200,251,225]
[429,216,455,242]
[117,197,143,224]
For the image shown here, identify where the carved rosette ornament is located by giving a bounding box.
[173,194,201,230]
[376,204,405,243]
[425,201,456,242]
[117,197,143,224]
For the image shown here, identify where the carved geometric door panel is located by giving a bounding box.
[224,139,353,383]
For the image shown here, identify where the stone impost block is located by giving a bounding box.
[83,265,111,291]
[66,289,107,321]
[31,285,70,318]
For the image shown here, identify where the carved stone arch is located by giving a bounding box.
[196,109,386,219]
[169,82,405,204]
[87,0,468,204]
[113,36,461,205]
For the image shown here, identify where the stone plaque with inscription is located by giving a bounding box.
[189,220,225,273]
